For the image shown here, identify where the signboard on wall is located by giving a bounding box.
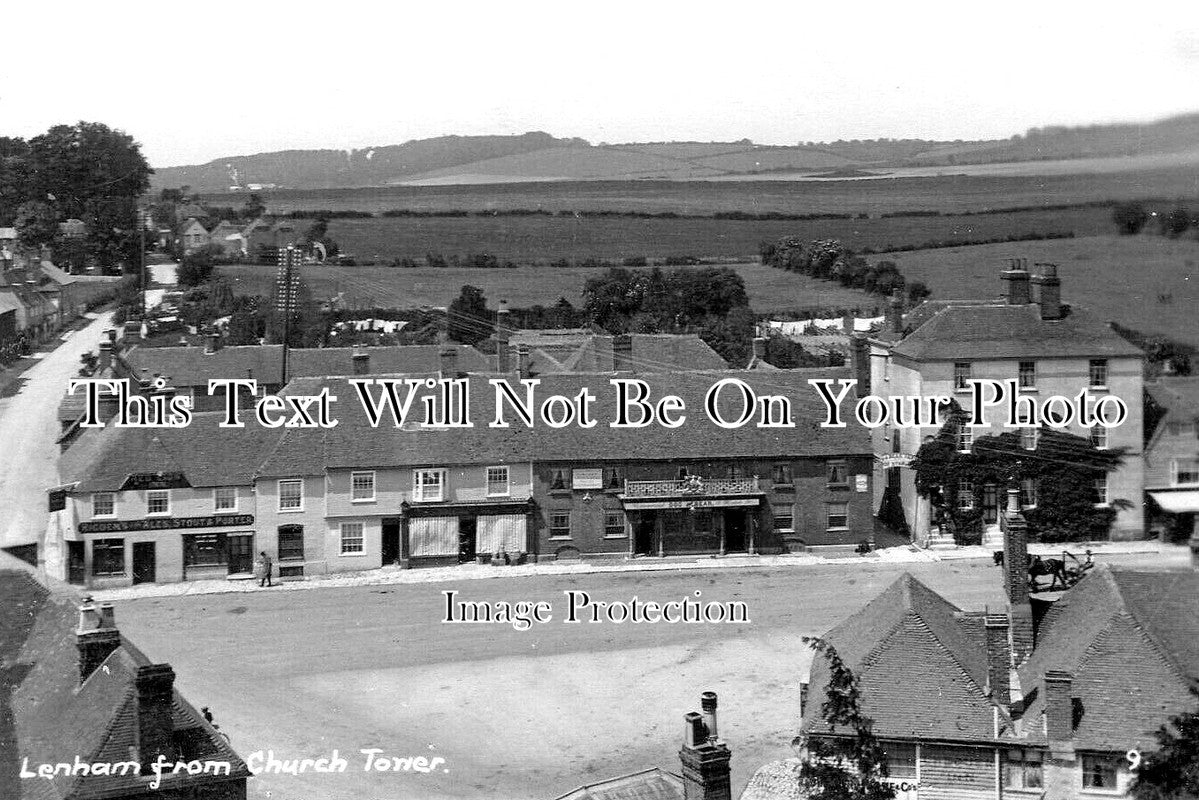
[120,472,191,490]
[572,468,603,490]
[855,475,869,493]
[79,514,254,534]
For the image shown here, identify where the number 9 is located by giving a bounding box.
[1126,750,1141,771]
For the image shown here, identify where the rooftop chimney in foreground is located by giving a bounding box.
[1001,259,1032,305]
[1032,263,1063,320]
[679,692,732,800]
[136,664,178,774]
[1043,670,1075,757]
[439,346,458,378]
[886,290,904,335]
[1002,488,1035,664]
[203,329,221,355]
[77,598,121,683]
[984,613,1012,709]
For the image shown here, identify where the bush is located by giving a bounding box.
[1112,202,1149,235]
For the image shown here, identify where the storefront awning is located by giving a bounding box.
[1149,489,1199,513]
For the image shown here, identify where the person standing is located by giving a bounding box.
[257,551,273,587]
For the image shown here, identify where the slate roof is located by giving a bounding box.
[506,330,728,374]
[1146,376,1199,421]
[554,767,683,800]
[799,573,1002,743]
[60,412,284,491]
[290,344,491,377]
[0,290,22,316]
[259,368,871,476]
[1017,565,1199,752]
[739,759,807,800]
[1,552,249,800]
[891,302,1143,361]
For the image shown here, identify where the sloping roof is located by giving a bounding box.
[892,303,1143,361]
[39,260,77,286]
[554,767,683,800]
[1146,376,1199,419]
[739,759,807,800]
[290,345,490,377]
[512,332,728,374]
[60,413,284,491]
[1,552,248,800]
[0,290,22,316]
[800,573,1000,743]
[260,368,871,476]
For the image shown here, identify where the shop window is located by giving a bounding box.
[340,522,365,554]
[603,511,625,538]
[826,503,848,530]
[549,512,572,539]
[184,533,228,568]
[693,510,713,535]
[278,525,304,561]
[487,466,510,497]
[146,490,170,516]
[773,505,794,533]
[93,492,115,517]
[351,471,376,502]
[278,479,303,511]
[214,487,237,513]
[1004,749,1043,789]
[92,539,125,575]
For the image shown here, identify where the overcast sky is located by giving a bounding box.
[3,1,1197,167]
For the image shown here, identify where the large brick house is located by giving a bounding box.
[795,501,1199,799]
[864,263,1145,544]
[1,551,250,799]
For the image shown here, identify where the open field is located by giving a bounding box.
[889,234,1199,346]
[220,261,877,314]
[325,206,1111,263]
[202,167,1199,217]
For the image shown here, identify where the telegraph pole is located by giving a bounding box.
[276,244,300,385]
[139,208,147,319]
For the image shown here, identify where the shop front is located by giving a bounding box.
[620,476,766,557]
[400,499,537,568]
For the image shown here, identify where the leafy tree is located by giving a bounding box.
[447,285,491,345]
[24,122,151,218]
[1131,689,1199,800]
[1163,206,1192,239]
[177,244,225,286]
[1112,203,1150,235]
[242,192,266,220]
[14,200,59,248]
[798,637,896,800]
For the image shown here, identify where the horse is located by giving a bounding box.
[1028,555,1070,592]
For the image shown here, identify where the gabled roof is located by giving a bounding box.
[1017,565,1199,751]
[510,332,728,374]
[1,552,249,800]
[1146,376,1199,421]
[178,217,208,234]
[800,573,1001,742]
[39,260,77,286]
[0,289,22,316]
[891,303,1143,361]
[554,767,683,800]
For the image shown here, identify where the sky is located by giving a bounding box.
[3,1,1197,168]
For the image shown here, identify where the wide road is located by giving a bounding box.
[116,551,1182,800]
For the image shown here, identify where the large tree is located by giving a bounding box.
[447,285,491,345]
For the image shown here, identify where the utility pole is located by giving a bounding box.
[276,244,300,385]
[139,208,147,319]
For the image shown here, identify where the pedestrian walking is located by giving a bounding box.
[257,551,273,587]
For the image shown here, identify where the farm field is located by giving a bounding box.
[202,166,1199,217]
[888,234,1199,346]
[219,261,878,315]
[325,206,1112,263]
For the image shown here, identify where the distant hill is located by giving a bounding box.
[151,113,1199,191]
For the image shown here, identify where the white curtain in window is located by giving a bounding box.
[409,517,458,556]
[476,514,527,554]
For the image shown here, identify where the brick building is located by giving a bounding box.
[2,551,250,799]
[1144,376,1199,540]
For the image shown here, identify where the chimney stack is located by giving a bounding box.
[106,328,118,346]
[439,346,458,378]
[886,290,904,335]
[679,692,732,800]
[98,341,113,373]
[1043,670,1075,756]
[1001,259,1032,305]
[1002,488,1035,663]
[614,334,633,372]
[123,319,141,343]
[77,598,121,683]
[850,335,871,395]
[841,313,854,334]
[516,344,530,378]
[496,300,511,373]
[751,337,767,363]
[1032,263,1063,320]
[352,351,370,376]
[203,329,221,355]
[984,613,1012,708]
[135,664,178,773]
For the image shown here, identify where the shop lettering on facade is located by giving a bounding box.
[120,472,192,491]
[78,514,254,534]
[884,778,919,800]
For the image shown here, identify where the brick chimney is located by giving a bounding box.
[77,598,121,683]
[850,335,870,395]
[352,351,370,375]
[1043,670,1075,756]
[679,692,731,800]
[106,328,118,346]
[439,346,458,378]
[496,300,511,373]
[1032,264,1063,320]
[886,290,904,335]
[1001,259,1032,305]
[123,318,141,343]
[98,341,113,373]
[203,329,221,355]
[614,334,633,372]
[1002,488,1035,663]
[984,613,1012,708]
[751,337,767,364]
[135,664,178,773]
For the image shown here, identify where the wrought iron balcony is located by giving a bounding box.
[622,476,761,498]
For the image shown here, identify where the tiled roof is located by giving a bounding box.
[1,552,248,800]
[39,261,76,286]
[891,303,1143,360]
[290,345,491,377]
[507,331,728,374]
[259,368,871,475]
[554,767,683,800]
[800,573,1001,743]
[1146,376,1199,418]
[739,759,805,800]
[0,290,22,316]
[1018,565,1199,752]
[60,412,284,491]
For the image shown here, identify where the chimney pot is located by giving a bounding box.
[1001,264,1032,305]
[679,693,732,800]
[77,599,121,683]
[1032,264,1063,320]
[700,691,718,740]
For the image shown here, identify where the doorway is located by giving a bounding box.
[382,519,401,565]
[458,518,477,563]
[724,509,747,552]
[67,541,85,584]
[132,542,156,584]
[634,515,655,556]
[227,534,254,575]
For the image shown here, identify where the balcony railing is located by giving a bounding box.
[623,476,761,498]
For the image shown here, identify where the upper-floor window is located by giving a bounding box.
[214,486,237,513]
[351,471,376,502]
[826,461,849,486]
[1020,478,1038,509]
[1089,359,1109,388]
[486,466,510,497]
[1003,749,1043,790]
[1020,426,1038,451]
[1172,459,1199,486]
[772,463,793,485]
[1093,474,1109,505]
[957,479,975,511]
[957,425,973,453]
[881,742,917,780]
[414,469,445,502]
[93,492,115,517]
[1081,753,1119,791]
[1018,360,1037,389]
[1089,425,1108,450]
[953,362,972,390]
[1165,420,1197,437]
[146,490,170,516]
[278,479,303,511]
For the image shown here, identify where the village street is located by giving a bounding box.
[117,548,1186,800]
